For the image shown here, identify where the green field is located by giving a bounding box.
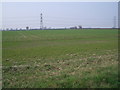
[2,29,118,88]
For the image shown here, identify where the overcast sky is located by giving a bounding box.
[2,2,118,29]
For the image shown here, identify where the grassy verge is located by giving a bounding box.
[2,29,118,88]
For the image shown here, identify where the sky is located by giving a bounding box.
[2,2,118,29]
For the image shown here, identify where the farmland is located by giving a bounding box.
[2,29,118,88]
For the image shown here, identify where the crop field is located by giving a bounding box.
[2,29,118,88]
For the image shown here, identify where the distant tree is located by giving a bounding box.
[75,26,77,29]
[26,26,29,30]
[44,26,47,29]
[78,25,82,29]
[10,28,13,30]
[70,26,77,29]
[6,28,9,31]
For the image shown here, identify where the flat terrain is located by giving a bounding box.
[2,29,118,88]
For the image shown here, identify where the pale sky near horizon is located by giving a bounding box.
[2,2,118,29]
